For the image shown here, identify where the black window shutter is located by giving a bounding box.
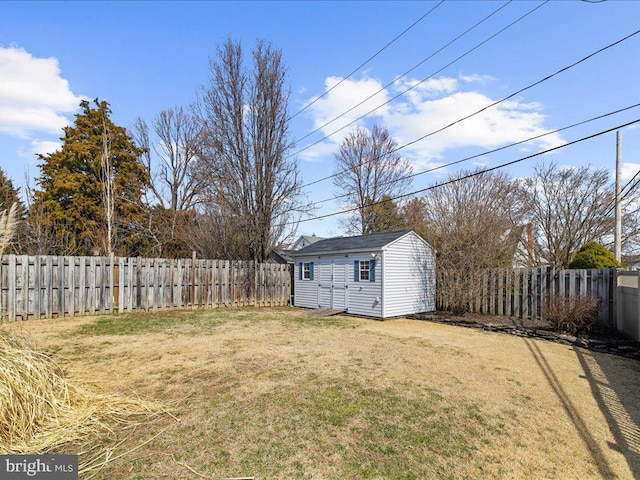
[354,260,359,282]
[370,259,376,282]
[310,262,314,280]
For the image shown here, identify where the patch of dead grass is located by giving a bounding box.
[6,308,640,479]
[0,325,166,479]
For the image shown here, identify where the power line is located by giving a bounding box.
[288,1,444,121]
[603,168,640,217]
[293,0,547,166]
[293,0,513,145]
[300,26,640,190]
[310,102,640,207]
[281,118,640,228]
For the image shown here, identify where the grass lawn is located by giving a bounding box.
[9,307,640,479]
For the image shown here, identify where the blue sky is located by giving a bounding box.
[1,0,640,239]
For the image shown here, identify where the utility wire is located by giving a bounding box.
[294,0,513,145]
[310,102,640,207]
[293,0,547,166]
[288,1,444,121]
[300,25,640,189]
[281,118,640,228]
[603,168,640,217]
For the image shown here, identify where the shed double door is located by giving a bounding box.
[317,259,348,311]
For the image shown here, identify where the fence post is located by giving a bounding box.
[7,255,16,321]
[108,253,114,314]
[609,269,616,328]
[67,256,75,318]
[118,257,125,313]
[635,271,640,339]
[615,271,622,332]
[190,251,196,309]
[19,255,27,320]
[34,256,41,320]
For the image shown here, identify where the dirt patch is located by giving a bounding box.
[4,308,640,479]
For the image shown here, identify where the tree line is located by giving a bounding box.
[2,37,637,269]
[332,125,639,271]
[3,38,306,262]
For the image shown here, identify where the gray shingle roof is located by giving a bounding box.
[292,230,413,256]
[270,249,295,263]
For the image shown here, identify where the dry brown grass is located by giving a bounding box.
[0,326,164,477]
[0,202,19,258]
[6,308,640,479]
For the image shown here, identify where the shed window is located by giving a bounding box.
[354,259,375,282]
[359,260,370,281]
[302,262,314,280]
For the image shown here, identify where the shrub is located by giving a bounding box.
[437,268,485,316]
[542,295,598,334]
[569,242,621,269]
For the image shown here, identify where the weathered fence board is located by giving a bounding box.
[437,267,616,327]
[0,255,291,321]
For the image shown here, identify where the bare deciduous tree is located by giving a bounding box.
[133,106,206,257]
[421,169,529,314]
[100,117,114,254]
[333,125,412,235]
[196,37,305,262]
[524,162,640,268]
[133,106,204,212]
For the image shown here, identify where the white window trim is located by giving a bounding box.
[359,260,370,281]
[303,262,311,280]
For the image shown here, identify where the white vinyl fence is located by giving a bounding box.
[615,271,640,341]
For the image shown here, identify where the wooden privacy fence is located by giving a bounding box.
[437,267,616,326]
[0,255,291,321]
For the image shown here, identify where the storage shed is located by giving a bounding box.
[292,230,435,319]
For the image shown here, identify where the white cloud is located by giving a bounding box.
[304,76,390,139]
[459,73,495,85]
[0,45,84,138]
[31,140,62,156]
[393,77,458,100]
[301,73,564,171]
[298,140,337,163]
[621,162,640,182]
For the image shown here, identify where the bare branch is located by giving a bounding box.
[196,37,307,261]
[333,125,412,235]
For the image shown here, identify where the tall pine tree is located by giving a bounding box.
[0,168,21,211]
[32,99,148,255]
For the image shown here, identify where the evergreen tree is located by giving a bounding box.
[363,195,406,234]
[569,242,621,269]
[0,168,21,211]
[32,99,148,255]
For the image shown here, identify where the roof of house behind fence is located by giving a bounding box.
[292,230,414,256]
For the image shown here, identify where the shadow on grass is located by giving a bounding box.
[573,347,640,479]
[523,339,617,479]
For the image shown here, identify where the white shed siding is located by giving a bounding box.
[294,260,319,308]
[382,233,436,318]
[294,254,383,317]
[346,254,382,318]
